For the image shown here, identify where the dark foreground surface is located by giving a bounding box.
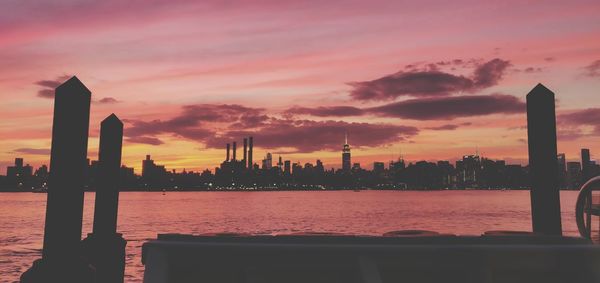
[143,233,600,283]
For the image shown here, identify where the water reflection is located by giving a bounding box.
[0,190,589,282]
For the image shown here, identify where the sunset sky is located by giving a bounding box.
[1,0,600,174]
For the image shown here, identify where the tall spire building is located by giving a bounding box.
[248,136,253,170]
[342,133,351,172]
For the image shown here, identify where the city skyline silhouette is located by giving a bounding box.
[1,75,599,192]
[2,109,599,191]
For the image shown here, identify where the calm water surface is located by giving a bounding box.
[0,190,585,282]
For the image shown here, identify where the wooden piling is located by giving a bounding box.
[93,114,123,235]
[21,76,94,282]
[83,114,127,283]
[526,83,562,235]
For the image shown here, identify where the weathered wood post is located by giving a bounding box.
[82,114,127,283]
[526,83,562,235]
[21,76,94,282]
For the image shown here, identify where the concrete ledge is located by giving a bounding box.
[142,234,600,283]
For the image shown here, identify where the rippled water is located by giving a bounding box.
[0,190,587,282]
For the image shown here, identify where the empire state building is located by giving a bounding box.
[342,133,351,172]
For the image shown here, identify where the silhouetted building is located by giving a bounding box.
[119,165,136,187]
[480,158,506,188]
[581,148,591,183]
[437,161,455,187]
[373,162,385,173]
[142,155,153,178]
[277,156,283,171]
[590,161,600,180]
[141,155,167,188]
[262,153,272,170]
[7,157,33,190]
[248,137,253,169]
[292,162,302,175]
[215,137,255,186]
[0,175,7,191]
[505,164,528,188]
[456,154,481,187]
[284,160,291,175]
[567,162,581,189]
[390,157,405,172]
[342,133,351,172]
[315,160,324,174]
[35,164,49,179]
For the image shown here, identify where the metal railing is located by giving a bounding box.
[576,176,600,238]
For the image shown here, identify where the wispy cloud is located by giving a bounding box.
[13,148,50,155]
[583,59,600,77]
[426,122,472,131]
[95,97,121,104]
[34,75,71,99]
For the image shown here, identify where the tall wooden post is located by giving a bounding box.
[93,114,123,235]
[526,83,562,235]
[21,76,94,282]
[83,114,127,283]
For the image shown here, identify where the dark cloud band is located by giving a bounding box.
[124,104,418,152]
[349,58,511,100]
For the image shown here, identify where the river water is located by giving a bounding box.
[0,190,587,282]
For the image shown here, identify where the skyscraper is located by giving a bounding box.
[142,155,167,183]
[315,159,324,173]
[142,155,153,178]
[248,137,253,170]
[262,153,272,169]
[342,133,351,172]
[567,161,582,188]
[7,157,33,188]
[457,154,481,186]
[373,162,385,173]
[284,160,291,175]
[581,148,591,183]
[266,153,272,169]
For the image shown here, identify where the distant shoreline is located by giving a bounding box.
[0,187,583,193]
